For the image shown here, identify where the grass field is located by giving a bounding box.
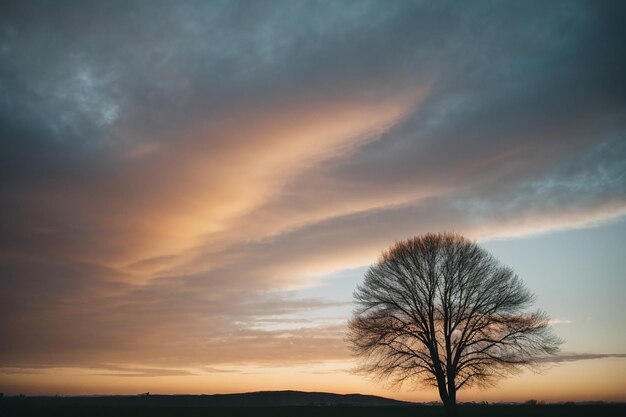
[2,403,626,417]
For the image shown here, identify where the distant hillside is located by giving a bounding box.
[3,391,415,407]
[194,390,414,406]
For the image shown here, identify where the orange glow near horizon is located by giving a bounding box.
[2,358,624,402]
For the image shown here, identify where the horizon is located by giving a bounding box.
[3,389,625,405]
[1,0,625,404]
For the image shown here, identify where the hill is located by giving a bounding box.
[2,393,626,417]
[1,390,413,407]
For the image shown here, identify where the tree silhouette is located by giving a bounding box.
[347,233,561,417]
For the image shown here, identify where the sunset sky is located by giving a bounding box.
[1,0,625,403]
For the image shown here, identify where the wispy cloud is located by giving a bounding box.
[542,353,626,363]
[549,319,575,325]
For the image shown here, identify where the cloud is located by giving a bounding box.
[1,0,625,378]
[542,353,626,363]
[0,258,350,369]
[548,320,575,325]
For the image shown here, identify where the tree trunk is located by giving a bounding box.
[438,389,458,417]
[443,401,458,417]
[435,368,457,417]
[445,380,457,416]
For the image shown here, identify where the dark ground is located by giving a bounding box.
[2,400,626,417]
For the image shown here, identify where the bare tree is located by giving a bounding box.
[347,233,561,417]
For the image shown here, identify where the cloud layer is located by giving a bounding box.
[1,0,625,384]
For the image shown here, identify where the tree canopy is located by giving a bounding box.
[347,233,561,416]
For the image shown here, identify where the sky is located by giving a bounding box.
[1,0,625,402]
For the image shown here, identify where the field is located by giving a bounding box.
[2,401,626,417]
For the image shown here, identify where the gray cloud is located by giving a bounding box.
[541,353,626,363]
